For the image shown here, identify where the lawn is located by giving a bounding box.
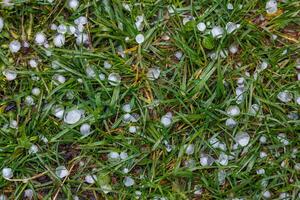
[0,0,300,199]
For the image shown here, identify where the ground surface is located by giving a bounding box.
[0,0,300,199]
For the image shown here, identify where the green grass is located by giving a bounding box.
[0,0,300,199]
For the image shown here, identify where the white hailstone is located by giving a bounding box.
[200,153,214,166]
[120,151,128,160]
[39,135,48,143]
[295,96,300,105]
[123,113,132,123]
[122,104,131,113]
[218,170,226,185]
[108,151,120,161]
[258,61,268,71]
[147,67,161,80]
[3,69,17,81]
[50,23,57,30]
[122,167,129,174]
[0,195,7,200]
[235,132,250,147]
[2,167,13,179]
[229,43,238,54]
[64,109,82,124]
[24,189,33,199]
[211,26,224,38]
[217,153,229,166]
[226,22,240,34]
[292,148,298,158]
[125,36,130,42]
[29,144,38,154]
[165,143,173,152]
[297,73,300,81]
[73,196,79,200]
[31,87,41,96]
[108,73,121,86]
[194,185,203,195]
[259,136,267,144]
[23,41,30,48]
[218,143,227,151]
[277,133,289,145]
[227,3,234,10]
[53,34,65,47]
[196,22,206,32]
[123,176,135,187]
[57,24,67,34]
[209,137,220,149]
[122,3,131,11]
[249,104,260,115]
[98,73,105,80]
[0,17,4,32]
[76,33,89,45]
[262,191,271,199]
[85,174,97,184]
[279,193,289,200]
[161,113,173,128]
[29,59,38,68]
[175,51,183,60]
[182,16,194,25]
[104,60,112,69]
[85,67,96,78]
[74,16,88,25]
[80,123,91,136]
[129,126,137,133]
[225,118,238,128]
[266,0,278,14]
[53,74,66,85]
[294,163,300,171]
[34,32,46,45]
[68,25,76,35]
[10,120,18,129]
[52,105,64,119]
[237,77,245,85]
[135,33,144,44]
[185,144,195,155]
[25,96,34,106]
[9,40,21,53]
[256,169,265,175]
[68,0,79,10]
[135,15,144,31]
[55,166,69,179]
[226,105,240,117]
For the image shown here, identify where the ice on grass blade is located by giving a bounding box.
[161,112,173,128]
[55,166,69,179]
[135,33,144,44]
[235,132,250,147]
[196,22,206,32]
[277,91,293,103]
[266,0,278,14]
[108,73,121,86]
[3,69,17,81]
[64,109,82,124]
[211,26,224,38]
[80,123,91,136]
[85,174,97,184]
[9,40,21,53]
[147,67,161,80]
[2,167,13,179]
[123,176,135,187]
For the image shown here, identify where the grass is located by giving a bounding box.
[0,0,300,199]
